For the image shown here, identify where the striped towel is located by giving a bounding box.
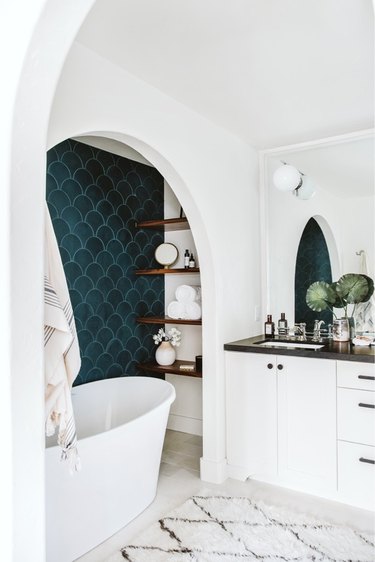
[44,203,81,472]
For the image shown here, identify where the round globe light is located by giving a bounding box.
[273,164,301,192]
[295,175,316,200]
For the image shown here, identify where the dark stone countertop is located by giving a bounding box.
[224,334,375,363]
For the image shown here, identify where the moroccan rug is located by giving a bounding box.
[114,495,374,562]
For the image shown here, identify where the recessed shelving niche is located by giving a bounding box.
[135,216,202,379]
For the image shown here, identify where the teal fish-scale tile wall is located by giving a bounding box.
[46,139,164,385]
[295,217,333,330]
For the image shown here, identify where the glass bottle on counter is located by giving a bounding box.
[265,314,275,337]
[278,312,288,336]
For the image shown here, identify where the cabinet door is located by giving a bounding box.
[277,356,336,493]
[225,351,277,477]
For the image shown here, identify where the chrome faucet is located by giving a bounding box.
[294,322,306,340]
[313,320,325,341]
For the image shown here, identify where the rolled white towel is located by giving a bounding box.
[175,285,201,303]
[184,301,202,320]
[167,301,187,319]
[352,335,374,346]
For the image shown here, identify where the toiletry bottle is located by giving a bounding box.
[189,253,196,268]
[264,314,275,337]
[278,312,288,336]
[184,249,190,269]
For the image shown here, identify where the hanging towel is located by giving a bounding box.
[175,285,201,303]
[353,251,375,334]
[44,203,81,472]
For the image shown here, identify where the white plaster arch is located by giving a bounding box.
[5,2,259,559]
[63,128,219,461]
[5,2,104,560]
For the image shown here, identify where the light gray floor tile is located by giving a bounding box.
[75,429,375,562]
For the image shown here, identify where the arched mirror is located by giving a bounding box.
[294,217,333,331]
[261,129,374,328]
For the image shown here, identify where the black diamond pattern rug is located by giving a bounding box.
[111,495,374,561]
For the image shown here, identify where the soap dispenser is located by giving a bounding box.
[278,312,288,336]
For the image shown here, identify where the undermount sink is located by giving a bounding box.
[254,340,325,350]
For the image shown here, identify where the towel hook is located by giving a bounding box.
[356,250,364,256]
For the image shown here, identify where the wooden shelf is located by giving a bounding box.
[136,316,202,325]
[135,217,189,231]
[137,360,202,378]
[135,267,200,275]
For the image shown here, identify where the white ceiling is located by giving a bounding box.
[77,0,374,149]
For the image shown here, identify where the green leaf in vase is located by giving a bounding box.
[306,281,336,312]
[336,274,369,304]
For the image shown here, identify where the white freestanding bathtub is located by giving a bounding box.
[45,376,175,562]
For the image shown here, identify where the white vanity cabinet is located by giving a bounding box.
[277,355,336,493]
[225,351,337,496]
[337,361,375,511]
[225,352,278,480]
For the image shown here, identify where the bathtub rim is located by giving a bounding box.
[45,375,176,450]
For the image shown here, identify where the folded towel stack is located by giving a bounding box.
[167,285,202,320]
[352,335,375,346]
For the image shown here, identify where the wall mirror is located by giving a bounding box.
[155,242,179,268]
[260,129,374,332]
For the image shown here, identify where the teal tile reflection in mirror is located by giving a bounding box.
[46,139,164,384]
[295,217,333,331]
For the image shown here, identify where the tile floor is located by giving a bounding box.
[77,429,374,561]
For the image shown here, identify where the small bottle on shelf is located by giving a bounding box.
[184,249,190,269]
[189,253,196,268]
[264,314,275,337]
[278,312,288,336]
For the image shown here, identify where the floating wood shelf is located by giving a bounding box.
[137,360,202,378]
[136,316,202,325]
[135,217,189,231]
[135,268,200,275]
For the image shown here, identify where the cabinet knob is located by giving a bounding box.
[277,364,284,370]
[267,363,273,370]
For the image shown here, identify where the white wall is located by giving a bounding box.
[164,182,203,435]
[47,42,261,484]
[340,195,374,277]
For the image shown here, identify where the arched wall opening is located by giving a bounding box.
[7,4,259,559]
[45,134,205,436]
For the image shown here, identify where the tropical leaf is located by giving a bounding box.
[306,281,336,312]
[330,282,346,309]
[336,274,369,304]
[360,274,374,303]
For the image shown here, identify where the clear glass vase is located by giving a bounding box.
[332,318,350,342]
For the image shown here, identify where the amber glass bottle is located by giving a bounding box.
[264,314,275,337]
[278,312,288,336]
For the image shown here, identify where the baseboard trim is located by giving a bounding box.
[200,457,227,484]
[226,464,252,482]
[167,414,202,436]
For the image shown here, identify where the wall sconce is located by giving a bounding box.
[273,162,315,200]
